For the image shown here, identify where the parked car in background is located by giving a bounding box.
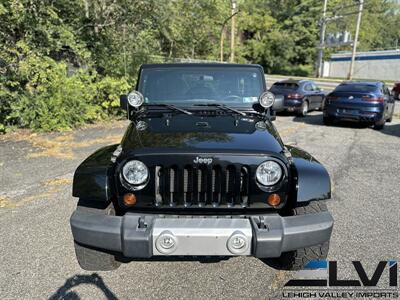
[391,82,400,100]
[323,81,395,130]
[270,79,326,117]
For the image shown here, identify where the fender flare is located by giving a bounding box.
[72,144,119,202]
[287,145,331,202]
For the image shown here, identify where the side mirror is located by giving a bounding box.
[120,95,128,110]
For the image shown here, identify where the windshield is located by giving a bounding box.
[138,67,264,107]
[334,84,378,93]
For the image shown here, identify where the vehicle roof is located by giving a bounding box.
[140,63,264,69]
[274,79,310,84]
[339,81,382,86]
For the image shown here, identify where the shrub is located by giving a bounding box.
[94,76,131,117]
[278,64,314,77]
[0,54,131,132]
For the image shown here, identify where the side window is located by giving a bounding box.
[304,84,313,91]
[311,83,319,91]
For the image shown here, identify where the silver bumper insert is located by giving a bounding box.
[152,218,252,256]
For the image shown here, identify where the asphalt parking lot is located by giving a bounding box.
[1,92,399,299]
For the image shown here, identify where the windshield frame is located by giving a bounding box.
[136,64,266,109]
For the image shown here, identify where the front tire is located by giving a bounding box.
[387,113,393,123]
[323,116,334,125]
[266,201,330,270]
[318,99,325,111]
[73,200,121,271]
[373,118,385,130]
[297,100,309,117]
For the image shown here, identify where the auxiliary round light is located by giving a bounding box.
[256,160,283,186]
[259,91,275,108]
[122,160,149,186]
[267,193,281,206]
[156,231,178,254]
[127,91,144,107]
[227,231,249,254]
[123,193,137,206]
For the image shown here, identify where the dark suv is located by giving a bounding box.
[70,64,333,271]
[270,79,325,116]
[323,81,395,130]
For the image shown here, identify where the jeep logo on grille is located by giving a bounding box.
[193,157,213,164]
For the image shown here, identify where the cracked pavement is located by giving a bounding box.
[0,102,399,299]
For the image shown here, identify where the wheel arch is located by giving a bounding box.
[287,145,331,203]
[72,144,119,202]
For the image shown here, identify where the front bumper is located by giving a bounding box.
[70,210,333,258]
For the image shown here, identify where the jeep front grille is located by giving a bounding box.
[155,165,250,208]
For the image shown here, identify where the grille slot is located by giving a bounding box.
[155,164,250,208]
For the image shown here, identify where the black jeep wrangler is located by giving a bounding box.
[70,63,333,271]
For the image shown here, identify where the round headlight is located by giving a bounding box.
[127,91,144,107]
[259,92,275,108]
[122,160,149,185]
[256,161,283,186]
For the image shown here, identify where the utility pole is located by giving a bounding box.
[122,24,127,77]
[230,0,237,63]
[316,0,328,78]
[347,0,364,80]
[220,12,238,62]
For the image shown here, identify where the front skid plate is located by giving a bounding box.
[152,218,252,256]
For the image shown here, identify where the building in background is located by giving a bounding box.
[323,49,400,81]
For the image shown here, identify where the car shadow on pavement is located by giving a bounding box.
[292,114,324,126]
[292,113,373,130]
[290,113,400,137]
[379,123,400,138]
[259,258,292,270]
[48,273,118,300]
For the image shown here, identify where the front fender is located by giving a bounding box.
[72,144,119,202]
[287,145,331,203]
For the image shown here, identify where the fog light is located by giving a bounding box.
[267,193,281,206]
[227,231,249,254]
[156,231,177,254]
[123,193,136,206]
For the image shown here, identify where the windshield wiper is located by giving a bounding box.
[146,103,193,115]
[193,103,246,116]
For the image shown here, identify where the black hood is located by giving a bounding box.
[120,114,284,154]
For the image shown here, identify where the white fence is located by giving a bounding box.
[323,50,400,81]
